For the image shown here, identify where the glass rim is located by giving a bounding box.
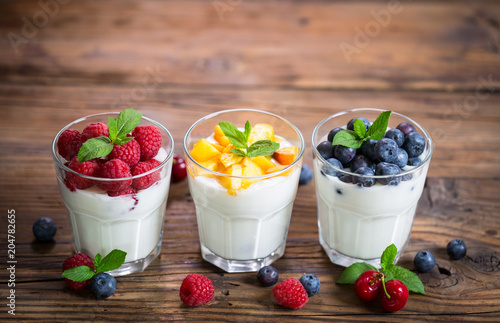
[51,112,174,181]
[311,108,433,179]
[183,108,305,179]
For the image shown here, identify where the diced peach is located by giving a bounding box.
[219,144,244,168]
[190,138,221,162]
[218,164,242,191]
[241,157,265,188]
[195,157,220,178]
[250,155,276,171]
[266,164,293,177]
[211,142,225,153]
[273,146,298,165]
[214,125,231,147]
[248,123,275,145]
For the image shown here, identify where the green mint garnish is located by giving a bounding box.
[332,110,393,149]
[218,121,280,158]
[77,108,142,163]
[61,249,127,282]
[337,244,426,295]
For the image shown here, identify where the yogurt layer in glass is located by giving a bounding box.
[184,109,304,273]
[312,109,433,267]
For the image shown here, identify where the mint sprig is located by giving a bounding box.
[337,244,426,295]
[61,249,127,282]
[332,111,392,149]
[218,121,280,158]
[77,108,142,163]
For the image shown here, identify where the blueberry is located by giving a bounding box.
[446,239,467,260]
[322,158,344,177]
[396,122,417,137]
[334,145,357,164]
[352,166,375,187]
[375,162,401,185]
[299,274,320,297]
[349,154,373,172]
[339,174,353,183]
[327,127,344,142]
[407,157,421,166]
[299,164,313,185]
[360,139,378,161]
[90,273,117,299]
[347,117,371,131]
[316,141,335,160]
[374,138,399,163]
[32,217,57,242]
[393,148,409,168]
[384,128,404,147]
[402,132,426,158]
[414,250,436,273]
[257,266,279,287]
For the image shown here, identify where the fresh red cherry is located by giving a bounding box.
[354,270,382,302]
[380,279,409,312]
[171,154,187,183]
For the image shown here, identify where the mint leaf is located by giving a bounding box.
[331,130,363,149]
[113,136,134,146]
[366,110,392,140]
[353,119,367,139]
[230,148,247,157]
[108,116,118,141]
[94,253,103,269]
[244,120,251,143]
[219,122,248,149]
[387,266,426,295]
[247,140,280,158]
[61,265,95,282]
[116,108,142,138]
[380,243,397,272]
[95,249,127,273]
[78,136,113,163]
[337,262,378,284]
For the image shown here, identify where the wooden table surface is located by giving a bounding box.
[1,0,500,321]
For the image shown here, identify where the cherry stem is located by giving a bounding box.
[381,274,391,299]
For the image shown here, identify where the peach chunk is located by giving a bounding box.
[273,146,298,165]
[190,138,221,162]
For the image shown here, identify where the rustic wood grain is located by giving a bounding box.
[1,0,500,321]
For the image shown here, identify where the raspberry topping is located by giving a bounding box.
[96,159,132,192]
[65,157,100,191]
[272,278,309,309]
[132,125,162,160]
[57,129,83,160]
[109,138,141,167]
[62,253,95,290]
[82,122,109,141]
[179,274,215,306]
[131,159,161,190]
[107,186,137,197]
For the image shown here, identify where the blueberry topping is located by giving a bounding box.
[90,273,117,299]
[375,162,401,185]
[322,158,344,177]
[374,138,399,163]
[396,122,417,137]
[414,250,436,273]
[393,148,409,168]
[334,145,357,164]
[402,132,426,157]
[352,166,375,187]
[407,157,421,166]
[384,128,404,147]
[299,164,313,185]
[257,266,279,287]
[360,139,378,161]
[299,274,321,297]
[336,188,343,195]
[339,174,353,183]
[349,154,373,172]
[316,141,335,160]
[347,117,371,131]
[327,127,344,142]
[446,239,467,260]
[32,217,57,242]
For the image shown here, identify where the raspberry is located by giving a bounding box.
[109,139,141,167]
[179,274,214,306]
[62,253,95,290]
[132,125,162,160]
[57,129,83,160]
[96,159,132,192]
[65,157,100,191]
[107,186,137,197]
[82,122,109,141]
[131,159,161,190]
[272,278,309,309]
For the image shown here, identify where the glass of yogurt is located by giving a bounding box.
[183,109,304,273]
[52,112,174,276]
[312,108,433,267]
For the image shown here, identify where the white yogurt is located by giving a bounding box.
[58,149,171,263]
[188,138,301,261]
